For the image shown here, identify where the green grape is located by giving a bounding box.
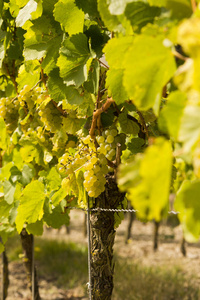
[88,190,95,197]
[110,129,118,137]
[105,144,111,152]
[99,154,107,165]
[96,135,105,144]
[106,135,114,143]
[93,164,101,173]
[85,161,94,170]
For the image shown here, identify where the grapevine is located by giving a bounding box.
[0,1,200,299]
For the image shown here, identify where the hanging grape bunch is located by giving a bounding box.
[59,126,126,198]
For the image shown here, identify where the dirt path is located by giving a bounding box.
[1,210,200,299]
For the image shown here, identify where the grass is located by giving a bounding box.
[113,258,200,300]
[5,234,200,299]
[34,238,88,289]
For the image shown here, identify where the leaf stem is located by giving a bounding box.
[172,50,188,61]
[97,59,109,69]
[136,110,149,139]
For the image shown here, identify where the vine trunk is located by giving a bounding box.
[90,175,124,300]
[20,229,41,300]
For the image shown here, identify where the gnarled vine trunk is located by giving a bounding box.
[1,249,9,300]
[90,175,124,300]
[20,229,41,300]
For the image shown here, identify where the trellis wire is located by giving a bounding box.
[68,206,180,215]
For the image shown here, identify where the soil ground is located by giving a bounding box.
[1,210,200,300]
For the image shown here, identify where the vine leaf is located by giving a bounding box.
[175,180,200,242]
[16,0,38,27]
[26,220,44,235]
[15,180,46,233]
[57,33,93,87]
[53,0,84,35]
[118,112,140,135]
[123,35,176,115]
[104,36,134,104]
[158,91,187,139]
[118,138,172,221]
[3,181,16,205]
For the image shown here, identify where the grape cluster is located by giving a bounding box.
[59,127,126,198]
[0,96,19,133]
[18,85,48,110]
[38,101,62,133]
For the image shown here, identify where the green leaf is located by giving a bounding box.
[16,61,40,91]
[0,163,14,182]
[84,59,100,94]
[21,164,35,186]
[125,2,161,31]
[118,138,172,221]
[23,16,62,61]
[63,115,85,134]
[43,204,69,228]
[3,181,16,205]
[158,91,187,139]
[0,30,6,68]
[148,0,192,19]
[51,188,67,206]
[26,220,43,235]
[97,0,132,34]
[41,36,63,75]
[19,143,43,164]
[127,138,146,154]
[178,105,200,152]
[57,33,92,87]
[104,36,134,68]
[15,180,45,233]
[123,35,176,115]
[10,166,22,183]
[46,167,61,191]
[75,0,99,17]
[47,68,67,102]
[0,199,13,219]
[107,0,133,15]
[53,0,84,35]
[106,69,128,104]
[174,180,200,242]
[16,0,38,27]
[76,170,87,206]
[118,112,140,135]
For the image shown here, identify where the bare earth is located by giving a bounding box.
[1,210,200,300]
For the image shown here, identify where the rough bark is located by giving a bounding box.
[83,213,87,237]
[20,229,41,300]
[90,175,125,300]
[153,221,160,251]
[180,237,186,257]
[125,204,135,244]
[1,250,9,300]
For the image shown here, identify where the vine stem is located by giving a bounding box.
[172,50,188,61]
[89,97,115,138]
